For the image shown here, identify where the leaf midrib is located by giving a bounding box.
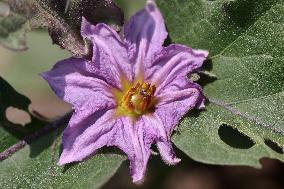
[208,97,284,135]
[226,91,284,105]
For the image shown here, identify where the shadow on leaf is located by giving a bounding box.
[196,59,217,87]
[101,145,226,189]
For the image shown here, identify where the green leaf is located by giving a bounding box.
[1,0,123,56]
[158,0,284,166]
[0,129,125,189]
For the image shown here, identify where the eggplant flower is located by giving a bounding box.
[42,0,208,183]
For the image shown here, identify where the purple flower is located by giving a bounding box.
[42,0,208,184]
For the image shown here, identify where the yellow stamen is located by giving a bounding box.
[120,82,156,115]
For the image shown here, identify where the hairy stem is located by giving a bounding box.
[0,112,72,161]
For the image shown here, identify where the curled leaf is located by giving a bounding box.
[1,0,124,57]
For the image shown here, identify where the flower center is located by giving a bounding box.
[121,82,156,115]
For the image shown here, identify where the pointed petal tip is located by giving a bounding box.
[132,173,145,185]
[197,100,206,110]
[146,0,156,6]
[169,157,181,165]
[163,156,181,166]
[196,92,206,110]
[40,72,46,79]
[40,71,52,84]
[57,150,77,166]
[195,49,209,58]
[158,144,181,165]
[129,160,148,185]
[81,16,96,38]
[58,153,81,166]
[157,141,181,166]
[57,158,68,166]
[58,152,71,166]
[81,16,88,23]
[128,153,150,185]
[57,161,65,166]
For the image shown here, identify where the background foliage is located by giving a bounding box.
[157,0,284,166]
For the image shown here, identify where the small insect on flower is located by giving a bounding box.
[42,0,208,184]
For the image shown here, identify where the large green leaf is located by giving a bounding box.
[0,0,123,56]
[158,0,284,166]
[0,129,125,189]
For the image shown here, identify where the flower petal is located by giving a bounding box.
[155,85,205,136]
[58,109,118,165]
[111,117,152,184]
[81,18,133,86]
[156,141,181,165]
[151,45,207,127]
[142,114,180,165]
[124,0,167,77]
[147,44,208,94]
[59,111,155,184]
[41,58,116,111]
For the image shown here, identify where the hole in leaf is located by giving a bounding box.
[264,139,283,154]
[5,106,31,126]
[218,124,255,149]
